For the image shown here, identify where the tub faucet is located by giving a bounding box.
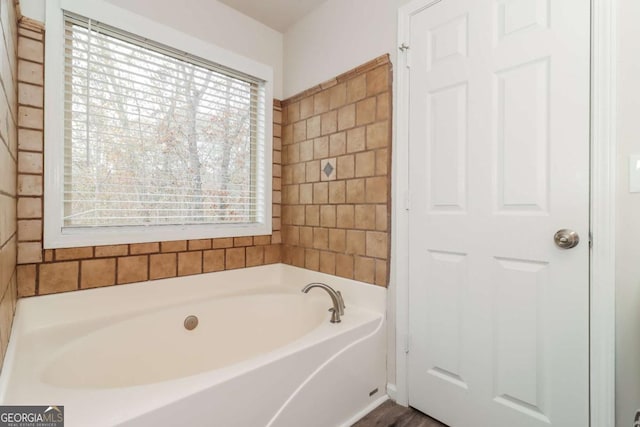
[301,282,345,323]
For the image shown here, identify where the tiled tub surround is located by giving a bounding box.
[0,0,20,367]
[0,264,387,427]
[280,55,392,287]
[14,19,284,296]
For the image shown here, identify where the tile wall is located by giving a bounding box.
[14,19,283,296]
[280,55,391,286]
[0,0,19,367]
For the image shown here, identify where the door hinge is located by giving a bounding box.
[589,231,593,249]
[399,43,411,68]
[403,333,411,354]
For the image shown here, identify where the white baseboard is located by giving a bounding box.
[386,383,398,402]
[340,395,388,426]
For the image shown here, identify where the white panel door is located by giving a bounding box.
[406,0,590,426]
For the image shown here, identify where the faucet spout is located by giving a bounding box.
[302,282,343,323]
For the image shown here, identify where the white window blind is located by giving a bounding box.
[62,12,267,230]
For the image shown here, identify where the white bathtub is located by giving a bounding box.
[0,264,387,426]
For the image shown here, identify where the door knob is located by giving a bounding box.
[554,229,580,249]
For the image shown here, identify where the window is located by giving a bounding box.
[45,7,272,248]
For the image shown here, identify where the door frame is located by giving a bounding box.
[392,1,617,426]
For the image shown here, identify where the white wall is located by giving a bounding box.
[19,0,284,99]
[616,0,640,425]
[283,0,412,98]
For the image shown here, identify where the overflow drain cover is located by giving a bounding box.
[184,315,199,331]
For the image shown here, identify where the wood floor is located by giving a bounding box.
[352,400,448,427]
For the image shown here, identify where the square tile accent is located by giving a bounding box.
[321,158,337,181]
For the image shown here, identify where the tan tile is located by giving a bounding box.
[288,143,300,164]
[55,246,92,261]
[18,129,43,152]
[347,74,367,103]
[299,183,313,204]
[376,205,388,231]
[246,246,265,267]
[273,176,282,191]
[39,261,78,294]
[375,259,388,286]
[329,228,346,252]
[314,90,330,114]
[375,149,388,175]
[43,249,53,262]
[203,249,225,272]
[17,152,42,176]
[313,182,328,204]
[338,104,356,131]
[18,37,43,62]
[306,205,320,226]
[354,256,375,284]
[336,205,354,229]
[273,124,282,138]
[226,247,245,269]
[320,206,336,227]
[355,151,375,177]
[273,136,282,151]
[329,132,346,156]
[17,264,36,297]
[329,180,346,204]
[300,97,314,119]
[367,66,389,96]
[346,230,366,255]
[300,140,314,162]
[234,236,253,247]
[18,28,43,40]
[367,121,389,149]
[329,83,347,110]
[355,204,376,230]
[188,239,212,250]
[18,242,41,264]
[212,237,234,249]
[337,154,355,179]
[95,245,128,257]
[17,174,42,196]
[335,254,354,279]
[292,163,306,183]
[161,240,187,252]
[356,97,376,126]
[282,125,293,146]
[321,110,337,135]
[314,136,329,159]
[300,226,313,247]
[285,184,300,205]
[117,255,148,284]
[284,225,300,245]
[178,251,202,276]
[307,116,321,139]
[306,160,320,182]
[292,246,305,268]
[366,177,388,203]
[319,251,336,275]
[18,106,43,130]
[18,60,43,85]
[305,248,320,271]
[376,92,390,121]
[288,101,300,122]
[17,197,41,218]
[149,253,177,279]
[313,227,329,250]
[80,258,116,289]
[346,178,366,203]
[347,127,366,153]
[366,231,388,259]
[271,231,282,244]
[254,235,272,245]
[130,242,159,255]
[291,206,305,225]
[264,244,282,264]
[17,219,41,241]
[273,163,282,178]
[293,121,306,142]
[18,82,43,107]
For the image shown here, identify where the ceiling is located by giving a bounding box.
[217,0,327,32]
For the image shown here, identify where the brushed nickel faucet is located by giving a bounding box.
[301,282,346,323]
